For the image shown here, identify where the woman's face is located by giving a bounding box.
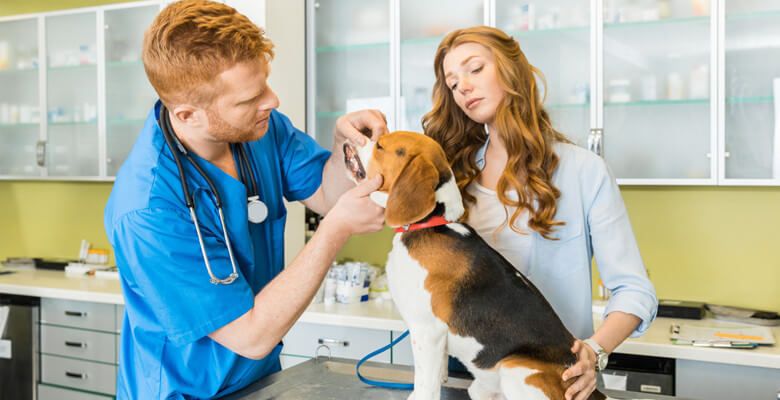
[442,42,505,125]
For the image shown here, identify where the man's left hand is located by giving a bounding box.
[334,109,388,147]
[562,339,598,400]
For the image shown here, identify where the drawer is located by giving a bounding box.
[41,354,117,395]
[41,299,115,332]
[283,322,391,363]
[41,325,116,364]
[391,330,414,366]
[115,304,124,332]
[38,383,113,400]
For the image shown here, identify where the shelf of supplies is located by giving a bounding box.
[316,111,343,119]
[47,63,97,71]
[509,25,589,38]
[315,41,389,53]
[106,60,143,68]
[726,9,780,21]
[48,120,97,126]
[0,123,39,128]
[726,96,773,104]
[605,98,708,107]
[107,118,146,125]
[0,68,38,76]
[546,102,589,109]
[604,16,709,30]
[401,35,445,46]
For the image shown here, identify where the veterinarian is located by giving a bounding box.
[424,26,658,400]
[103,1,386,398]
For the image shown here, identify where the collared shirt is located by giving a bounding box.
[104,102,330,399]
[470,140,658,339]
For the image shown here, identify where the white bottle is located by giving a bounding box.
[667,72,684,100]
[689,64,709,99]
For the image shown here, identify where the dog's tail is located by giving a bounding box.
[588,388,607,400]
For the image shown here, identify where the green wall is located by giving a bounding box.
[2,1,778,313]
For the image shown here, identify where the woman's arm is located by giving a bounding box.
[591,311,640,353]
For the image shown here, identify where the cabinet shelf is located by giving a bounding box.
[316,111,343,119]
[48,121,97,126]
[604,16,709,30]
[509,25,589,38]
[605,98,708,107]
[726,9,780,21]
[726,96,773,104]
[0,123,39,128]
[0,68,38,76]
[106,60,143,68]
[316,41,389,53]
[107,118,146,125]
[47,64,97,71]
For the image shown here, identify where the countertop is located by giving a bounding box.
[1,268,778,369]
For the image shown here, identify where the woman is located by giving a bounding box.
[423,26,657,400]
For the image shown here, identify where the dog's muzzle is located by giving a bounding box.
[343,143,367,182]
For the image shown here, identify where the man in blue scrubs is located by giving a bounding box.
[104,1,387,398]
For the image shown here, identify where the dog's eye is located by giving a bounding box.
[376,142,383,150]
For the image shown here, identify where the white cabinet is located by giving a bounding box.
[307,0,780,186]
[0,1,160,180]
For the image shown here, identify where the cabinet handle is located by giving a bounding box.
[64,310,87,317]
[35,140,46,167]
[724,151,731,158]
[318,338,349,347]
[64,341,87,348]
[587,128,603,157]
[65,371,87,380]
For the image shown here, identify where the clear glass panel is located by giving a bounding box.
[496,0,591,147]
[0,18,41,176]
[399,0,483,132]
[314,0,390,148]
[105,5,158,176]
[603,0,711,180]
[46,12,98,176]
[724,0,780,179]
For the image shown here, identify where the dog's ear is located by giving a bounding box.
[385,155,439,227]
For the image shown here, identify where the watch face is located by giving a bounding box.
[597,353,609,371]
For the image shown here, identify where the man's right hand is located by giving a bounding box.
[322,174,385,236]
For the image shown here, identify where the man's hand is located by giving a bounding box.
[334,109,388,147]
[562,339,598,400]
[321,175,385,236]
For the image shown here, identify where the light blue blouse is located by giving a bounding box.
[474,139,658,339]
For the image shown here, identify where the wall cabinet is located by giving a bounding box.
[0,2,159,181]
[306,0,780,186]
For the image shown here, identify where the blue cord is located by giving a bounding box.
[356,329,414,390]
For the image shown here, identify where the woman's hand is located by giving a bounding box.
[562,339,598,400]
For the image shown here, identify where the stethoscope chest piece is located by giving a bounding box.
[247,196,268,224]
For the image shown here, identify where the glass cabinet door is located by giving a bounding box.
[603,0,713,181]
[311,0,391,148]
[45,12,99,177]
[723,0,780,181]
[105,5,158,176]
[398,0,483,132]
[496,0,591,147]
[0,17,41,177]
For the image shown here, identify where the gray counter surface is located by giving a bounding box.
[225,357,694,400]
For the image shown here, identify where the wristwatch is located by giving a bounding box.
[583,338,609,371]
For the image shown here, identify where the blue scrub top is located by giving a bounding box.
[104,102,330,399]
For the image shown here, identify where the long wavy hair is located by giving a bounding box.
[423,26,570,239]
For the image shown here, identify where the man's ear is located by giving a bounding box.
[171,104,203,127]
[385,156,439,227]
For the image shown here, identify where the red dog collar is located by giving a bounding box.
[394,215,451,233]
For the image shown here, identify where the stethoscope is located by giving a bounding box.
[158,105,268,285]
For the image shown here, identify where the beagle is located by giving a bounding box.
[344,131,606,400]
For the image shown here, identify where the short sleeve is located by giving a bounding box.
[270,110,331,201]
[112,208,255,346]
[586,158,658,337]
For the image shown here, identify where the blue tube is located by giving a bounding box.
[355,330,414,390]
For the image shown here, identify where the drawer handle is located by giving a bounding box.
[318,338,349,347]
[65,371,88,380]
[64,341,87,348]
[64,310,87,317]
